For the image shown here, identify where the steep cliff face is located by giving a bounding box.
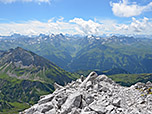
[21,72,152,114]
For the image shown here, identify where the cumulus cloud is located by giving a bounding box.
[69,18,103,35]
[0,0,50,4]
[110,0,152,17]
[0,17,152,36]
[0,18,76,36]
[114,17,152,35]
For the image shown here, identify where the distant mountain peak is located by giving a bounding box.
[0,47,78,85]
[0,34,152,73]
[13,46,25,51]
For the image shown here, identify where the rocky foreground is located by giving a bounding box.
[21,72,152,114]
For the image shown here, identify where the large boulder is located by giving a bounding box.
[61,92,82,113]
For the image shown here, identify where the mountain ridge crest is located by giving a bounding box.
[21,72,152,114]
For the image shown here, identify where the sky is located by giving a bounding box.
[0,0,152,36]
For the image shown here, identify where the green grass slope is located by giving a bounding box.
[0,73,53,114]
[69,39,152,73]
[0,47,80,113]
[76,68,152,87]
[108,73,152,87]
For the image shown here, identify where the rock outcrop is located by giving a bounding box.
[21,72,152,114]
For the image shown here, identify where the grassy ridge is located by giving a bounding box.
[0,102,29,114]
[0,47,80,113]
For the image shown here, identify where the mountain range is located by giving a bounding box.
[0,34,152,73]
[0,47,79,113]
[0,35,152,113]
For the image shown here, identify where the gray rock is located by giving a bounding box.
[146,81,152,88]
[81,99,87,108]
[33,111,43,114]
[61,92,82,113]
[21,72,152,114]
[106,105,114,112]
[109,110,116,114]
[41,104,54,113]
[146,94,152,105]
[96,74,108,81]
[80,75,84,82]
[25,108,36,114]
[57,96,68,107]
[112,98,121,107]
[83,106,91,112]
[85,96,94,105]
[96,99,110,107]
[104,78,114,84]
[54,82,64,90]
[99,86,109,92]
[134,82,145,89]
[137,97,145,104]
[89,104,107,114]
[76,78,83,84]
[79,71,97,88]
[38,94,54,105]
[81,111,98,114]
[93,83,99,91]
[70,108,81,114]
[45,108,56,114]
[86,81,93,90]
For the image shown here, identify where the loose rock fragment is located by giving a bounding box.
[21,72,152,114]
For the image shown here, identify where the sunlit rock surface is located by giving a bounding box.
[21,72,152,114]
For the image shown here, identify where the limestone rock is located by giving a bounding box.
[61,92,82,113]
[89,103,107,114]
[38,94,54,105]
[21,72,152,114]
[79,71,97,88]
[54,82,64,90]
[112,98,121,107]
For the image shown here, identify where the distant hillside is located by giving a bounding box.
[76,68,152,87]
[0,76,53,114]
[68,35,152,73]
[0,47,78,85]
[0,34,152,73]
[108,73,152,87]
[0,47,79,113]
[76,68,130,76]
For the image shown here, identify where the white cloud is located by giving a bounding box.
[0,18,75,36]
[110,0,152,17]
[69,18,103,35]
[0,17,152,36]
[114,17,152,35]
[0,0,50,4]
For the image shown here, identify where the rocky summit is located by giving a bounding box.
[21,72,152,114]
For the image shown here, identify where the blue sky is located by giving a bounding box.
[0,0,152,36]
